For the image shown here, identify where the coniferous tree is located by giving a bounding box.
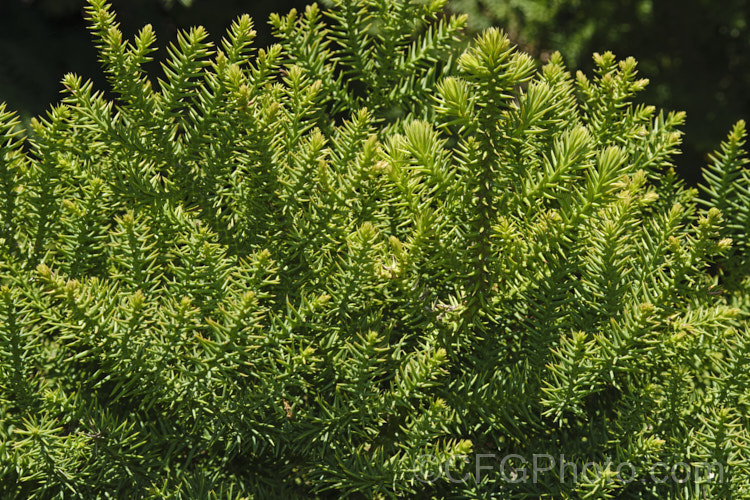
[0,1,748,498]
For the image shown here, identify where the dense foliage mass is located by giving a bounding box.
[444,0,750,184]
[5,0,749,186]
[0,0,749,498]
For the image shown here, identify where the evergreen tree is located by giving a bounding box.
[0,1,748,497]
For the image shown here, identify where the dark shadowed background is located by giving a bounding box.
[0,0,308,117]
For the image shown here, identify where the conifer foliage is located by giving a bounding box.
[0,0,748,497]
